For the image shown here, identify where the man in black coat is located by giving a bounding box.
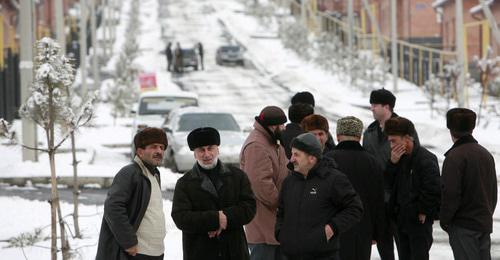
[325,116,386,260]
[96,128,168,260]
[440,108,497,260]
[384,117,441,260]
[171,127,256,260]
[165,42,173,71]
[276,133,363,260]
[362,88,419,260]
[281,103,314,159]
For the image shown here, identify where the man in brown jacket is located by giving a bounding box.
[440,108,497,260]
[240,106,289,260]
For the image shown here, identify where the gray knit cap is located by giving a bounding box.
[336,116,363,137]
[291,133,322,159]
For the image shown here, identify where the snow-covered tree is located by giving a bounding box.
[0,119,15,141]
[424,74,441,116]
[19,37,95,260]
[279,18,312,60]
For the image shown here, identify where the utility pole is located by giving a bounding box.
[301,0,307,26]
[20,0,37,161]
[391,0,398,92]
[90,0,100,90]
[54,0,66,54]
[456,0,466,107]
[80,0,88,95]
[347,0,354,83]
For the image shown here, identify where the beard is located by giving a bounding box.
[274,127,284,144]
[197,156,218,170]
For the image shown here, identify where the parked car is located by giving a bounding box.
[131,90,198,157]
[216,45,244,66]
[162,107,246,172]
[173,48,199,71]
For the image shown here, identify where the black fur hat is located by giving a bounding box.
[134,127,168,150]
[370,88,396,109]
[446,108,476,133]
[187,127,221,151]
[384,117,416,137]
[291,91,315,107]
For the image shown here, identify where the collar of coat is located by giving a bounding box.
[189,160,233,198]
[133,155,161,186]
[334,140,365,151]
[444,134,478,157]
[290,156,338,180]
[366,112,399,141]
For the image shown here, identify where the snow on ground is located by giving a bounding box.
[1,0,500,259]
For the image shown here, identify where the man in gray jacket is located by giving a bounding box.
[96,127,168,260]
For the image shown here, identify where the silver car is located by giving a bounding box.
[162,107,246,172]
[216,45,244,66]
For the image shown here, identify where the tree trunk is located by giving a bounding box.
[56,192,71,260]
[48,149,58,260]
[71,132,81,238]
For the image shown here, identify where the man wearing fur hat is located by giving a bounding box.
[325,116,386,260]
[240,106,289,260]
[97,127,168,260]
[384,117,440,260]
[282,103,314,159]
[362,88,419,260]
[301,114,335,154]
[171,127,256,260]
[440,108,497,260]
[276,133,363,260]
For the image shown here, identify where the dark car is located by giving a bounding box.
[174,48,199,71]
[216,45,244,66]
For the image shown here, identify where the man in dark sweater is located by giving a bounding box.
[172,127,256,260]
[384,117,441,260]
[440,108,497,260]
[281,103,314,159]
[276,133,363,260]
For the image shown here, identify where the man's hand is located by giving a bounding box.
[208,230,221,238]
[390,144,406,164]
[218,211,227,230]
[418,213,426,224]
[325,224,334,241]
[125,245,138,256]
[372,240,377,245]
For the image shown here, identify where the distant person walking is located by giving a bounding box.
[197,42,204,70]
[96,128,168,260]
[174,42,183,73]
[440,108,497,260]
[165,42,173,72]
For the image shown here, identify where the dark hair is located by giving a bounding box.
[288,103,314,124]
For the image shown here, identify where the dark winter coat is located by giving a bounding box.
[440,135,497,233]
[171,161,256,260]
[282,122,304,159]
[325,141,386,260]
[96,161,159,260]
[323,132,336,155]
[385,142,441,228]
[275,157,363,258]
[166,45,173,60]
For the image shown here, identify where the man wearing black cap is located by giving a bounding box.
[282,103,314,159]
[276,133,363,260]
[97,127,168,260]
[240,106,289,260]
[440,108,497,260]
[362,88,419,260]
[171,127,256,260]
[384,117,440,260]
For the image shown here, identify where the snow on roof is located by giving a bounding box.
[432,0,449,8]
[470,0,494,15]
